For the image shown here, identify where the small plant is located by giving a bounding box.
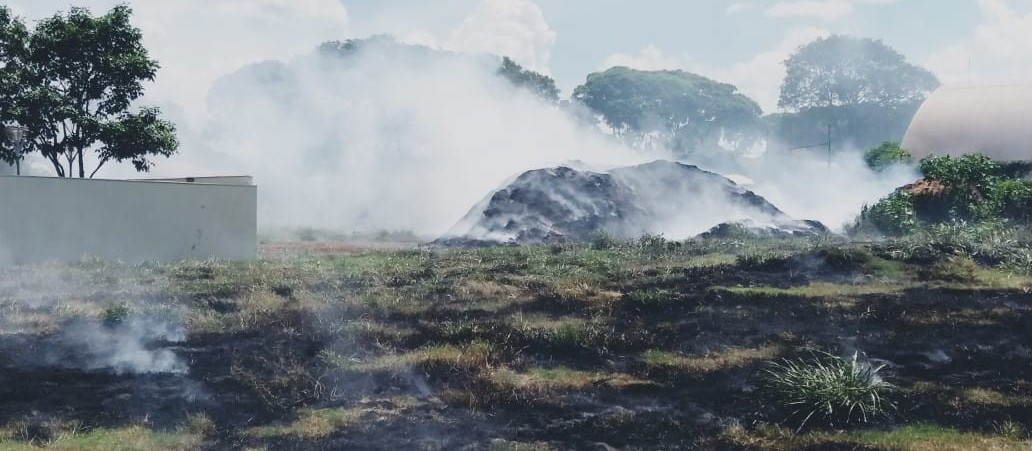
[762,351,893,431]
[624,289,666,308]
[590,230,621,250]
[637,233,669,254]
[101,303,132,326]
[992,420,1027,440]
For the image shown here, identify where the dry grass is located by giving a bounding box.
[322,341,496,374]
[490,367,652,392]
[721,423,1032,450]
[0,425,202,451]
[722,281,906,299]
[642,345,783,375]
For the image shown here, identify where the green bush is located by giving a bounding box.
[590,230,621,250]
[919,154,1001,221]
[102,303,132,326]
[762,352,893,431]
[855,190,917,236]
[990,179,1032,223]
[853,155,1032,235]
[864,142,912,172]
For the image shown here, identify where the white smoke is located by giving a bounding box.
[167,40,649,236]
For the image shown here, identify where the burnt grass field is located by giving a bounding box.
[0,233,1030,450]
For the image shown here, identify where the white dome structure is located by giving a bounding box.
[902,82,1032,161]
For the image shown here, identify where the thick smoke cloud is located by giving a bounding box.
[6,0,909,237]
[176,40,649,236]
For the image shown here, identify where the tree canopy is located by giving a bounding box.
[572,67,763,154]
[497,57,559,103]
[0,5,178,178]
[779,35,940,112]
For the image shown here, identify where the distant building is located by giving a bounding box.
[902,82,1032,161]
[0,175,257,265]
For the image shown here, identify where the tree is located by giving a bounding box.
[0,7,28,166]
[572,67,763,154]
[0,5,178,178]
[779,35,940,112]
[773,35,940,150]
[497,57,559,102]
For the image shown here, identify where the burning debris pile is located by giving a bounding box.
[441,160,826,244]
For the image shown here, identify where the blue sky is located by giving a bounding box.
[11,0,1032,114]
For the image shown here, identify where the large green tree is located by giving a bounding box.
[0,5,178,178]
[573,67,763,154]
[779,35,940,112]
[0,7,28,167]
[773,35,939,150]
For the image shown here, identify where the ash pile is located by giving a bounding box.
[439,160,826,245]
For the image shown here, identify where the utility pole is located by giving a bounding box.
[826,123,832,170]
[4,125,27,175]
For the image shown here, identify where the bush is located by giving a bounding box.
[762,352,893,431]
[990,179,1032,223]
[590,230,621,250]
[102,303,132,326]
[853,155,1032,235]
[919,154,1002,221]
[855,190,917,236]
[864,142,912,172]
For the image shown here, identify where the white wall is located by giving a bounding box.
[0,176,257,264]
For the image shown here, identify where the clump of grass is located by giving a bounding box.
[623,289,667,308]
[761,351,893,431]
[101,303,131,327]
[993,420,1028,440]
[917,255,979,283]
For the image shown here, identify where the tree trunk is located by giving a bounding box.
[78,148,84,178]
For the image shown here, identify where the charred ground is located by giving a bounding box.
[0,232,1030,450]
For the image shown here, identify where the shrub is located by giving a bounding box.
[762,351,893,431]
[990,178,1032,223]
[102,303,132,326]
[855,190,917,236]
[919,154,1002,221]
[590,230,621,250]
[864,142,912,172]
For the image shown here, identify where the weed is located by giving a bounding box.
[101,303,131,327]
[762,351,893,431]
[993,420,1027,440]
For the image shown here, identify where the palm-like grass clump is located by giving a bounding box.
[763,352,893,431]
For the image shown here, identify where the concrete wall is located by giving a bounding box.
[0,176,257,264]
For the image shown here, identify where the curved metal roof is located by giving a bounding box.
[902,82,1032,161]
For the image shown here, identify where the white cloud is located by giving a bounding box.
[9,0,351,122]
[601,45,693,72]
[765,0,854,21]
[599,28,830,113]
[764,0,897,21]
[701,27,831,113]
[448,0,557,74]
[726,2,756,15]
[926,0,1032,84]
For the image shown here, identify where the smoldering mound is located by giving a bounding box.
[441,160,826,244]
